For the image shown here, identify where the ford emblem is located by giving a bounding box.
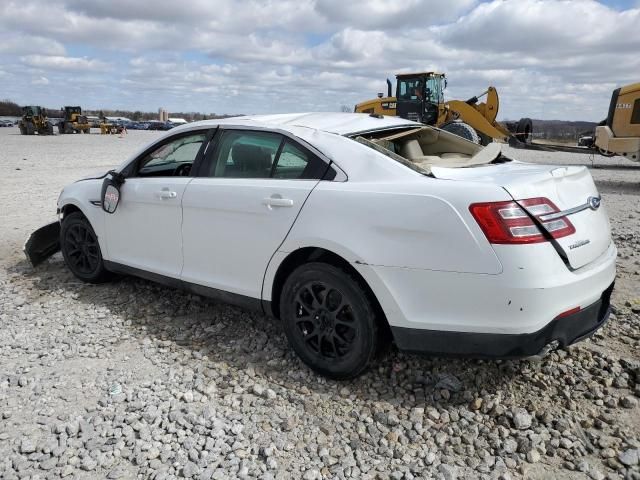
[588,196,601,211]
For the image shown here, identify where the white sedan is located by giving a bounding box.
[25,113,616,379]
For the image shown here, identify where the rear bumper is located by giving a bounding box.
[392,282,613,358]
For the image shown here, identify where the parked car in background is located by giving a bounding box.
[126,121,150,130]
[27,113,616,379]
[146,120,176,131]
[0,119,14,127]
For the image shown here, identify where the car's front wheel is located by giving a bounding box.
[60,212,112,283]
[280,262,380,379]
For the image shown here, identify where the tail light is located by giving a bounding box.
[469,197,575,244]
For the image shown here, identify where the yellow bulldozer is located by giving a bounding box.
[356,73,640,161]
[58,106,91,134]
[18,106,54,135]
[355,72,531,146]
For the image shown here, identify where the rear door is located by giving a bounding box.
[181,128,331,299]
[432,162,611,269]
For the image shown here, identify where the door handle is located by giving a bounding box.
[262,196,294,208]
[158,190,177,199]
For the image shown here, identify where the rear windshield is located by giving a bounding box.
[350,126,509,174]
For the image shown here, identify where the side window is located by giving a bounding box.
[207,130,330,180]
[210,130,282,178]
[273,141,328,180]
[136,133,207,177]
[273,142,308,179]
[631,98,640,124]
[399,81,407,98]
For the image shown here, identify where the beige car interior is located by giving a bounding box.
[357,126,503,174]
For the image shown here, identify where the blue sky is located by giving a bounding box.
[0,0,638,120]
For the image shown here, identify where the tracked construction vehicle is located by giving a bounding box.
[58,106,91,134]
[18,106,54,135]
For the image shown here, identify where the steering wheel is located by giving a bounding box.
[174,163,192,176]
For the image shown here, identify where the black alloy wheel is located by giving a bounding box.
[295,280,358,359]
[281,262,380,379]
[60,212,112,283]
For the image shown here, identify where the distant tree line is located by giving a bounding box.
[0,100,61,118]
[0,99,22,116]
[530,119,598,141]
[85,109,238,122]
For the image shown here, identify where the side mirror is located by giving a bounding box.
[101,171,125,214]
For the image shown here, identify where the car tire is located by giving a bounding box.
[280,262,380,379]
[60,212,112,283]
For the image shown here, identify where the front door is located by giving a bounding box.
[181,128,330,299]
[104,130,210,277]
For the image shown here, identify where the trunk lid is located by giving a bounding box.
[432,161,612,269]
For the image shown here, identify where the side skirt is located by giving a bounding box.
[104,261,268,314]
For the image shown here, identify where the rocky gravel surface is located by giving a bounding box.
[1,128,639,479]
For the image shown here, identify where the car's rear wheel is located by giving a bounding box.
[280,262,380,379]
[60,212,112,283]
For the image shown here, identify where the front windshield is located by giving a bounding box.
[397,78,423,101]
[398,76,444,103]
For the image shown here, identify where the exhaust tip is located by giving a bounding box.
[528,340,560,361]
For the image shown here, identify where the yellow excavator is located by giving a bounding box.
[355,72,531,145]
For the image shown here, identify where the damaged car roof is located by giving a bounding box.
[170,112,420,136]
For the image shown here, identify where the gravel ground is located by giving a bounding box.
[0,127,639,480]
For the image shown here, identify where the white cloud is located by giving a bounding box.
[315,0,478,29]
[31,76,49,85]
[437,0,640,56]
[0,0,638,120]
[0,34,65,56]
[21,55,111,72]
